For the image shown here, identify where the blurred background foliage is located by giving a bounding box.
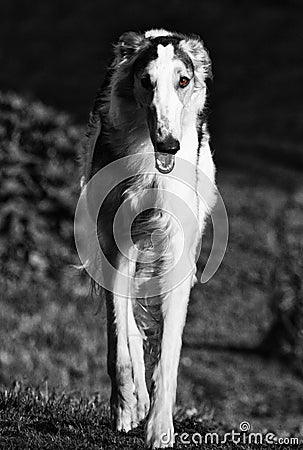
[0,93,81,282]
[0,0,302,436]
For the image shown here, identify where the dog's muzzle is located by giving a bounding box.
[155,137,180,174]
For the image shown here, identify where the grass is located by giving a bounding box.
[1,383,301,449]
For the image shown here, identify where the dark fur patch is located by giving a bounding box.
[133,35,194,76]
[196,110,207,149]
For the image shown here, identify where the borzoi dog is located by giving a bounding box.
[79,29,216,448]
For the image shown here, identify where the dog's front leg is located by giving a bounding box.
[106,255,138,432]
[106,293,138,432]
[146,276,193,449]
[127,298,150,422]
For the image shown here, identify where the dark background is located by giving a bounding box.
[1,0,303,439]
[1,0,303,170]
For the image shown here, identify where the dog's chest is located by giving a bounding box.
[123,170,199,245]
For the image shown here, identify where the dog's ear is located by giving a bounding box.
[180,36,212,81]
[114,31,146,63]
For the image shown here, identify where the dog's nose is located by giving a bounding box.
[156,137,180,154]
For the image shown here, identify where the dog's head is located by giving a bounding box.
[112,29,212,174]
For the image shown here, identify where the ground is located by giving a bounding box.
[0,383,301,449]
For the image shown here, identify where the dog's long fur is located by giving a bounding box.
[79,29,216,448]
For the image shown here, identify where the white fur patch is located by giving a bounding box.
[145,29,172,39]
[147,43,175,89]
[147,44,182,141]
[157,43,174,63]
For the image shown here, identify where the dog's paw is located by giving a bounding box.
[110,380,137,431]
[113,401,138,432]
[136,385,150,422]
[145,411,174,448]
[111,387,149,432]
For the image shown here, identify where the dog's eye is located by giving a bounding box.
[179,76,190,88]
[141,74,152,89]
